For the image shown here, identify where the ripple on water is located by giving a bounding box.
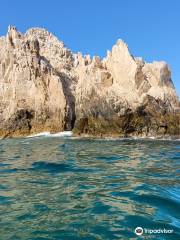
[0,138,179,239]
[30,161,72,173]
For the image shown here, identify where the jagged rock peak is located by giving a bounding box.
[105,39,128,58]
[25,27,65,48]
[0,25,179,138]
[116,38,129,48]
[6,25,23,47]
[7,25,21,36]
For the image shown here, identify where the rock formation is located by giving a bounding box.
[0,26,179,138]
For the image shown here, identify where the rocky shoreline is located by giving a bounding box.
[0,26,179,138]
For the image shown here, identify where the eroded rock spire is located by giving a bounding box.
[0,26,179,137]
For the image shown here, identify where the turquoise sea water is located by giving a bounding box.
[0,137,180,240]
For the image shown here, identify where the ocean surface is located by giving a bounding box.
[0,134,180,240]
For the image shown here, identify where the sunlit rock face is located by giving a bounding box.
[0,26,69,137]
[0,26,179,137]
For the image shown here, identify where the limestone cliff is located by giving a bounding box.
[0,26,179,138]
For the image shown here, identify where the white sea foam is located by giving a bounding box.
[51,131,73,137]
[27,131,73,138]
[27,131,50,138]
[23,131,180,141]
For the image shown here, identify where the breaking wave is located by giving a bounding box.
[27,131,73,138]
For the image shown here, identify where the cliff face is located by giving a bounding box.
[0,26,179,137]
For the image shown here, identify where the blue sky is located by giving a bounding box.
[0,0,180,96]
